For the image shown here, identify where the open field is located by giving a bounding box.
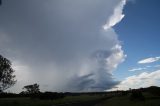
[0,95,107,106]
[1,86,160,106]
[96,92,160,106]
[0,92,160,106]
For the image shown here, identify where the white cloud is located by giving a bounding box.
[128,67,146,72]
[103,0,126,30]
[128,64,160,72]
[109,70,160,91]
[138,56,160,64]
[106,44,126,73]
[146,65,152,68]
[155,65,160,68]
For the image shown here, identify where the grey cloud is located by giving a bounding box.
[0,0,125,92]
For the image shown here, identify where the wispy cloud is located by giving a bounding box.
[155,65,160,68]
[138,56,160,64]
[129,64,160,72]
[146,65,152,68]
[128,67,146,72]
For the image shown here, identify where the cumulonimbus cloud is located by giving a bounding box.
[103,0,126,30]
[0,0,126,92]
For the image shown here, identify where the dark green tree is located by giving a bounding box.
[0,55,16,92]
[23,83,40,94]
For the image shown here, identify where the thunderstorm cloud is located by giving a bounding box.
[0,0,126,92]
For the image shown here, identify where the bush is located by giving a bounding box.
[39,92,65,100]
[147,86,160,96]
[130,90,145,101]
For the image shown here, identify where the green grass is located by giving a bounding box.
[52,95,102,104]
[0,95,104,106]
[0,97,51,106]
[96,93,160,106]
[1,93,160,106]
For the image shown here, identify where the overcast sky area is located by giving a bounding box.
[0,0,160,93]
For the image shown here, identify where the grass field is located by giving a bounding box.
[0,92,160,106]
[0,95,105,106]
[96,92,160,106]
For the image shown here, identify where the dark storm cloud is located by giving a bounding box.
[0,0,126,92]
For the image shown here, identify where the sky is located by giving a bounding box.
[111,0,160,90]
[0,0,160,92]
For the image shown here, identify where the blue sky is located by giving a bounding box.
[113,0,160,80]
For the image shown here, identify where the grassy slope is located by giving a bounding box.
[96,93,160,106]
[1,92,160,106]
[0,95,104,106]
